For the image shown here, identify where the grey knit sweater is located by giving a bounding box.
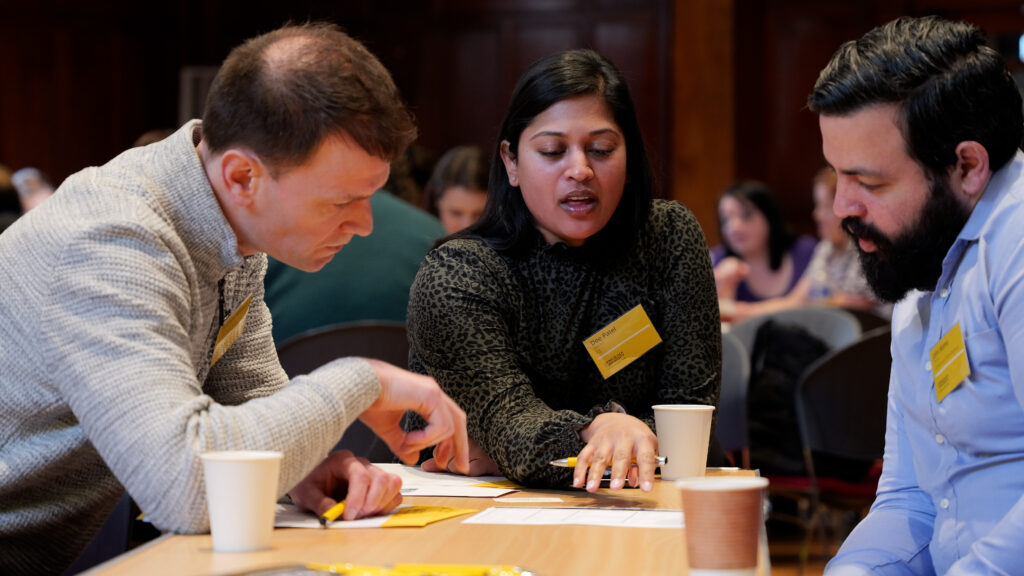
[0,122,381,574]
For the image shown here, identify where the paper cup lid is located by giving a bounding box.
[676,477,769,490]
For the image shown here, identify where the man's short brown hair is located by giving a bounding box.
[202,22,417,173]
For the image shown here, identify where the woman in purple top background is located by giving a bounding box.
[711,180,816,312]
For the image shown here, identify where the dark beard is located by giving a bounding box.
[842,176,971,303]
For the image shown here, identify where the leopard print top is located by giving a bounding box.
[407,200,721,487]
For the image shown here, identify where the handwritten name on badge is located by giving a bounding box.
[583,304,662,379]
[930,322,970,403]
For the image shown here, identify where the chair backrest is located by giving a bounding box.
[795,326,892,462]
[276,321,409,462]
[277,320,410,374]
[841,306,890,333]
[716,330,750,454]
[728,306,862,355]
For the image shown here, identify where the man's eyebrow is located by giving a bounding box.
[835,165,885,178]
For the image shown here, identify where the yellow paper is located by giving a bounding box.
[470,480,520,489]
[393,565,525,576]
[582,304,662,379]
[930,322,970,403]
[380,505,476,528]
[211,295,252,366]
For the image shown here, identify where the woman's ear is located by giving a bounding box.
[952,140,990,200]
[500,140,519,187]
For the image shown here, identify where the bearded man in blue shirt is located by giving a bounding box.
[809,15,1024,575]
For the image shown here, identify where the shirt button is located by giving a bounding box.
[940,288,950,298]
[940,498,950,509]
[935,434,945,445]
[926,361,932,372]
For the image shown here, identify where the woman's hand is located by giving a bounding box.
[575,413,659,493]
[287,450,403,521]
[713,256,750,301]
[828,292,877,310]
[422,437,500,476]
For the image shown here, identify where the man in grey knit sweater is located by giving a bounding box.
[0,23,469,574]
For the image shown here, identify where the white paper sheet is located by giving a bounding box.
[462,506,684,529]
[374,463,518,497]
[491,497,564,503]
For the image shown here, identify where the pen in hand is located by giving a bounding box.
[318,500,346,528]
[550,456,667,468]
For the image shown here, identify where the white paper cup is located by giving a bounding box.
[677,477,769,576]
[200,450,282,552]
[652,404,714,480]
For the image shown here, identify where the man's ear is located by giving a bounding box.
[499,140,519,187]
[952,141,990,199]
[219,149,264,207]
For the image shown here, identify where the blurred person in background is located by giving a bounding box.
[11,167,55,212]
[133,128,176,148]
[0,164,19,233]
[711,180,816,321]
[718,167,888,323]
[421,145,489,234]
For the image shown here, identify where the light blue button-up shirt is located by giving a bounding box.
[827,151,1024,575]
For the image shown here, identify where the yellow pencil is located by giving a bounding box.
[550,456,667,468]
[319,500,346,527]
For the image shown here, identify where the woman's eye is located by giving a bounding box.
[539,149,564,157]
[589,148,614,157]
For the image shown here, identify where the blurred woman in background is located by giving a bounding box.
[711,180,816,319]
[421,145,489,234]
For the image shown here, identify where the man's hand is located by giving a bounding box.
[288,450,402,521]
[358,359,470,474]
[575,413,659,493]
[422,437,500,476]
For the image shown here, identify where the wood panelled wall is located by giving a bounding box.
[733,0,1024,240]
[3,1,1024,243]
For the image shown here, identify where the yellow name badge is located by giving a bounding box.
[583,304,662,379]
[211,295,253,366]
[929,322,970,403]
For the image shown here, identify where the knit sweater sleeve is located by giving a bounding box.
[40,220,381,534]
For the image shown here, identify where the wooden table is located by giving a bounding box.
[85,470,758,576]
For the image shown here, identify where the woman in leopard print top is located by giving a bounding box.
[407,49,721,490]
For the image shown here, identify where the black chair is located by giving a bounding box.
[276,321,409,462]
[768,325,892,571]
[717,330,751,468]
[840,306,890,333]
[61,493,134,575]
[728,306,862,359]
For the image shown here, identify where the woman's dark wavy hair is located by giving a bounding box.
[717,180,794,271]
[448,49,654,254]
[808,16,1023,178]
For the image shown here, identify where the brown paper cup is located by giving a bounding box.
[677,477,768,575]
